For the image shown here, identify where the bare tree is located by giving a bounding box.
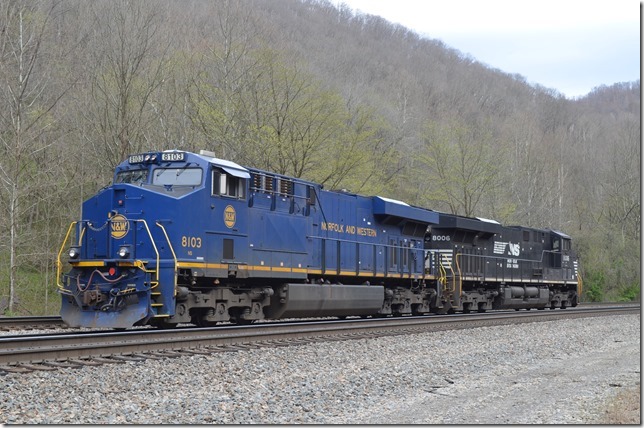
[0,0,70,313]
[602,116,641,242]
[187,0,264,160]
[418,118,503,217]
[81,0,171,170]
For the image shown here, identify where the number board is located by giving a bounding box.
[128,152,185,164]
[128,154,146,164]
[162,152,184,162]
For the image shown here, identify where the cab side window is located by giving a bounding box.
[212,170,245,199]
[562,239,571,251]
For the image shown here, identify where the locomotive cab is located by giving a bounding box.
[57,150,257,328]
[547,230,578,283]
[550,230,571,268]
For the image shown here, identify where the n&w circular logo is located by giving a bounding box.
[110,214,129,239]
[224,205,236,228]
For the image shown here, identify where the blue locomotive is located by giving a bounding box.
[57,150,580,328]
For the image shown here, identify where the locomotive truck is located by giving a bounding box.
[57,150,580,328]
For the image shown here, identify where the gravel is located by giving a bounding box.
[0,314,639,424]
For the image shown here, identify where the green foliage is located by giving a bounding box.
[582,270,605,302]
[617,283,640,302]
[575,228,640,303]
[0,251,59,316]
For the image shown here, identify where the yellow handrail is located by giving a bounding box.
[77,225,86,246]
[135,220,160,289]
[56,221,78,290]
[57,219,168,295]
[156,222,178,296]
[444,255,455,293]
[438,262,447,289]
[455,253,463,301]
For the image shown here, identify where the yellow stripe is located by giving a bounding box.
[271,267,294,273]
[71,261,106,267]
[338,270,357,276]
[74,260,428,280]
[117,261,143,267]
[176,261,425,279]
[178,262,228,270]
[249,266,272,271]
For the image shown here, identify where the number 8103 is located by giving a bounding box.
[181,236,202,248]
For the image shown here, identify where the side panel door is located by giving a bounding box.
[208,168,248,272]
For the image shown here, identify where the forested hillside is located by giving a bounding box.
[0,0,639,314]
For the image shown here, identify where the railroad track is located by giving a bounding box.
[0,302,635,333]
[0,316,66,331]
[0,305,638,374]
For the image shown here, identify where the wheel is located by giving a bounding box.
[462,303,472,314]
[153,321,178,329]
[192,317,217,327]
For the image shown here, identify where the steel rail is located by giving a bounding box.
[0,306,638,367]
[0,316,65,330]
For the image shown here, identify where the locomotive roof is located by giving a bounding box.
[551,230,572,239]
[505,225,571,239]
[435,212,502,234]
[193,150,320,186]
[372,196,440,225]
[192,150,250,179]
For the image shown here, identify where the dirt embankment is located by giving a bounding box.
[599,384,640,424]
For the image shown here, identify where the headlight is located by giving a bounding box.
[68,247,80,259]
[117,246,130,259]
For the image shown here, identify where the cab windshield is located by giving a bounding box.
[152,167,202,186]
[116,169,149,185]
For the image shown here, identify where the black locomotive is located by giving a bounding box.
[426,213,579,313]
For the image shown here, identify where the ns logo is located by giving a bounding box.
[507,243,520,257]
